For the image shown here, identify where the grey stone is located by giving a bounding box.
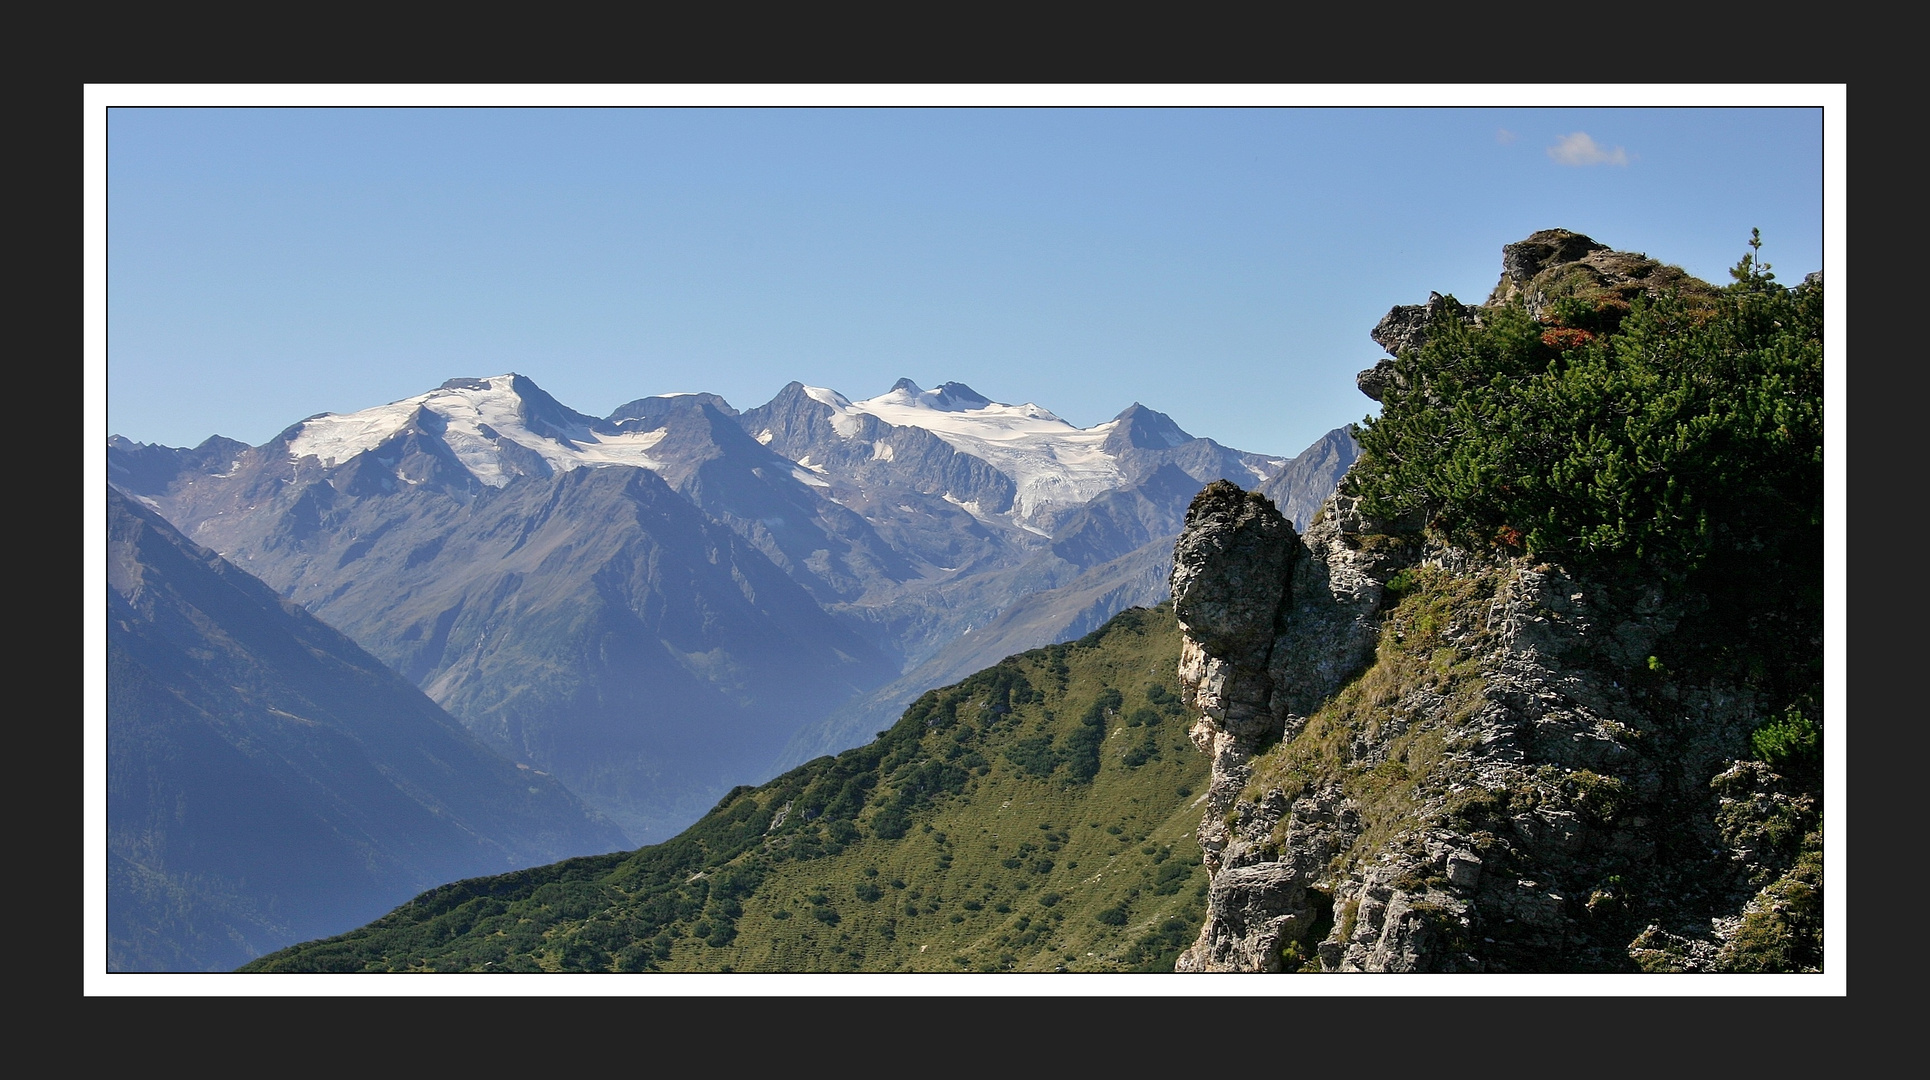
[1356,358,1399,402]
[1446,852,1483,888]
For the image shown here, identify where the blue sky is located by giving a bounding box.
[104,99,1828,460]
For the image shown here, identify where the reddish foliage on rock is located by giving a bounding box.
[1540,326,1595,351]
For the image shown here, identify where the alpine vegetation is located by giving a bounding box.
[243,604,1211,972]
[1171,230,1823,972]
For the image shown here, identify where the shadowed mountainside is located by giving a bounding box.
[107,487,627,971]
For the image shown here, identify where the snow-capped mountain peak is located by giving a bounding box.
[862,379,1065,424]
[283,373,670,487]
[795,378,1128,525]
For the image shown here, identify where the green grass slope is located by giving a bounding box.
[243,602,1211,973]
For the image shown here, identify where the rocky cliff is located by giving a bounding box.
[1168,232,1822,973]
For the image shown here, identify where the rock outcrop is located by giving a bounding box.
[1368,291,1471,367]
[1358,229,1724,391]
[1167,482,1295,861]
[1173,491,1814,973]
[1171,231,1821,974]
[1485,228,1719,321]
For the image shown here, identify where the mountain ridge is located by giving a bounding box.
[111,374,1353,844]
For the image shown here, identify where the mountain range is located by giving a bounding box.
[110,378,1353,847]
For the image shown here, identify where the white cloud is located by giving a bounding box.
[1496,128,1517,144]
[1547,131,1629,167]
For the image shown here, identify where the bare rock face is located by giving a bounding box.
[1176,785,1360,971]
[1180,863,1312,972]
[1354,358,1399,403]
[1170,480,1296,671]
[1169,482,1798,973]
[1169,480,1297,865]
[1269,490,1391,724]
[1496,228,1610,293]
[1369,291,1471,361]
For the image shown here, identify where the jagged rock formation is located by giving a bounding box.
[1172,489,1817,973]
[1167,483,1389,905]
[1367,291,1461,374]
[1171,231,1820,974]
[1168,482,1295,826]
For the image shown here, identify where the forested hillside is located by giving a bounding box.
[245,604,1211,973]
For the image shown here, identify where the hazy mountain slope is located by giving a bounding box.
[262,463,894,843]
[106,488,626,971]
[1256,427,1360,531]
[772,464,1203,768]
[396,466,896,842]
[107,434,251,498]
[243,603,1211,973]
[780,541,1177,770]
[774,435,1358,769]
[108,381,900,844]
[607,395,924,611]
